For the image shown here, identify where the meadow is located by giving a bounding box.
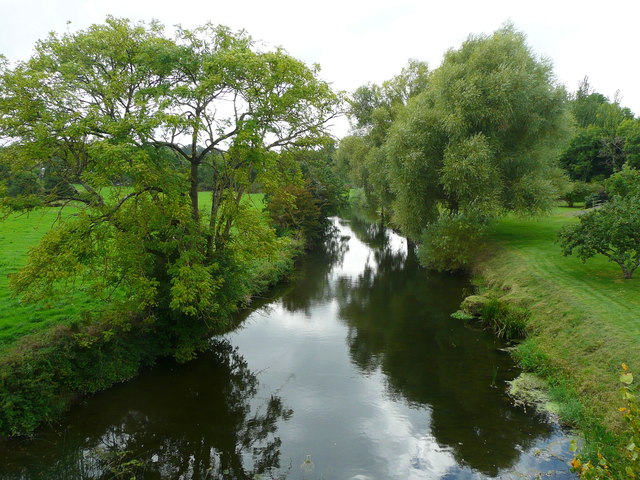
[479,206,640,437]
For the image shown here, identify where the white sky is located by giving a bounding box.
[1,0,638,138]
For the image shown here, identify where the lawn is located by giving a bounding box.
[479,206,640,431]
[0,208,97,349]
[0,191,266,350]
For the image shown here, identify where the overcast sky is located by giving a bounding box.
[1,0,638,137]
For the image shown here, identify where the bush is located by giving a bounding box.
[605,164,640,199]
[418,214,485,272]
[43,173,75,197]
[585,189,610,208]
[563,181,599,207]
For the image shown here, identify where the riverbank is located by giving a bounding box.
[0,194,302,436]
[471,206,640,459]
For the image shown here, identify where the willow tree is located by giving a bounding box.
[339,60,429,221]
[0,18,341,319]
[385,26,569,270]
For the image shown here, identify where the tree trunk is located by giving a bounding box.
[620,263,636,279]
[190,160,200,222]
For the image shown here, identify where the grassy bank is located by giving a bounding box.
[474,206,640,455]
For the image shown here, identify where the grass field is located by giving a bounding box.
[0,192,266,350]
[0,207,96,348]
[479,206,640,434]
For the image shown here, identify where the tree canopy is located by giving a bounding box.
[559,77,639,182]
[0,18,342,320]
[559,195,640,279]
[339,25,570,270]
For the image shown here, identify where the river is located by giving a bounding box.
[0,216,574,479]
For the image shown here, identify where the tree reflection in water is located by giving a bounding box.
[333,214,554,477]
[0,340,292,480]
[279,223,349,315]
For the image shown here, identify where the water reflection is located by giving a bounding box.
[0,340,291,479]
[336,215,553,476]
[0,215,573,480]
[279,224,349,315]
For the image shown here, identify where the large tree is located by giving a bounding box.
[383,26,569,268]
[0,18,341,319]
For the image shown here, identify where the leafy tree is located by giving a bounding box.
[605,164,640,198]
[417,213,485,272]
[559,126,612,181]
[263,143,346,242]
[619,118,640,169]
[572,77,609,128]
[560,80,638,182]
[559,195,640,279]
[0,18,341,322]
[561,180,597,207]
[385,25,569,263]
[340,60,429,221]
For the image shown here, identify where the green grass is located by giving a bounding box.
[0,191,267,350]
[0,208,96,349]
[478,206,640,433]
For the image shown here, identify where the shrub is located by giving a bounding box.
[418,214,485,272]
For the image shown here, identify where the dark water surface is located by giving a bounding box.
[0,217,574,479]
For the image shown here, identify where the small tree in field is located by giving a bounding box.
[558,195,640,279]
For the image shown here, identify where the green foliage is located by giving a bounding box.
[418,214,486,272]
[0,207,299,435]
[572,78,610,128]
[382,25,569,266]
[267,183,322,240]
[0,17,340,321]
[6,171,42,197]
[605,164,640,198]
[479,298,528,340]
[571,365,640,479]
[440,134,499,215]
[559,126,623,182]
[560,77,639,183]
[0,18,336,434]
[562,181,599,207]
[262,144,346,243]
[0,308,163,436]
[339,60,430,221]
[296,144,349,217]
[559,196,640,278]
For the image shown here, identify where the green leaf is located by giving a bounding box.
[621,373,634,385]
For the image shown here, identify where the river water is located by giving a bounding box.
[0,216,574,479]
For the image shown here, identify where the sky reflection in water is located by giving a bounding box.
[0,216,574,479]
